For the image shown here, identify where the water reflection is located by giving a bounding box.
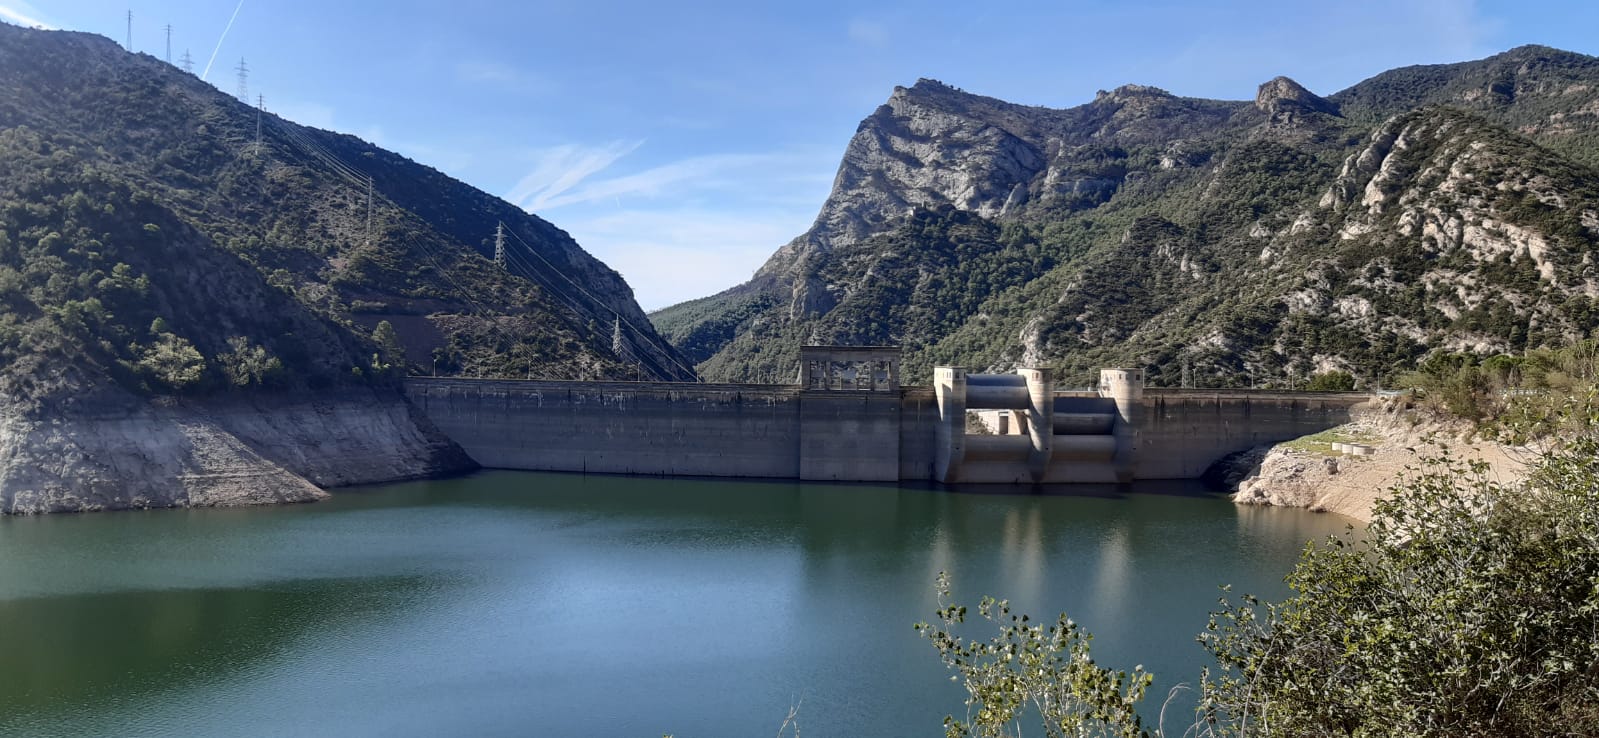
[0,471,1355,738]
[0,574,446,734]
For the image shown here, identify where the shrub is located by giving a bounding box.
[1303,370,1356,392]
[915,572,1152,738]
[1198,441,1599,736]
[134,332,205,390]
[922,435,1599,737]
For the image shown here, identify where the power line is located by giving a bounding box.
[269,119,494,318]
[494,222,506,269]
[234,57,248,102]
[265,117,689,380]
[274,120,368,185]
[254,94,263,157]
[499,222,699,381]
[492,243,664,381]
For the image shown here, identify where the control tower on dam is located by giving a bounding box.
[402,346,1369,484]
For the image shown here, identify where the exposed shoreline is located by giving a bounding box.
[1220,399,1531,523]
[0,388,475,515]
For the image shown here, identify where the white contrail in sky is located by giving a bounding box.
[200,0,246,81]
[0,3,54,29]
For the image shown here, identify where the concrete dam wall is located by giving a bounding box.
[403,347,1369,485]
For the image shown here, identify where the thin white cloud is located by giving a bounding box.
[528,149,832,211]
[506,140,644,211]
[564,208,812,310]
[0,2,53,29]
[455,60,518,84]
[506,144,839,306]
[847,18,888,46]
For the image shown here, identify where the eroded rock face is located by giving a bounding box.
[0,390,474,515]
[1231,447,1342,510]
[752,78,1243,287]
[757,81,1052,280]
[1255,76,1339,117]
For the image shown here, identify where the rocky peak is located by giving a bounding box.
[906,77,958,93]
[1255,76,1337,115]
[893,77,976,107]
[1494,44,1587,65]
[1094,84,1173,104]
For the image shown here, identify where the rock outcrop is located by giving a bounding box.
[1255,76,1339,117]
[1217,400,1530,522]
[0,390,473,515]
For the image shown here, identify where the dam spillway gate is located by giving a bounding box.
[934,367,1139,484]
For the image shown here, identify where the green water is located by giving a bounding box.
[0,472,1352,737]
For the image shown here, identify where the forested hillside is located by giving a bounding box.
[0,23,695,412]
[654,45,1599,388]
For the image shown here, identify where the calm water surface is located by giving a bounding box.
[0,472,1353,737]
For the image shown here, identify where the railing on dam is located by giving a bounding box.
[402,361,1371,484]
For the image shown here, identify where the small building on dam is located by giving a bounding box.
[402,346,1368,485]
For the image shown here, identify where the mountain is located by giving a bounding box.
[0,24,690,512]
[0,22,695,401]
[651,45,1599,388]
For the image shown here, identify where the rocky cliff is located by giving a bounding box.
[653,46,1599,388]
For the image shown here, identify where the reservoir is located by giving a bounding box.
[0,472,1351,737]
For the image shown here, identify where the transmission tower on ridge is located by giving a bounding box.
[494,223,507,269]
[180,49,193,74]
[235,58,249,102]
[125,10,132,51]
[164,24,172,63]
[254,95,264,156]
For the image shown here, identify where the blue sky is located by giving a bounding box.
[8,1,1599,309]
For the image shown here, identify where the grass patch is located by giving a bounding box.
[1281,427,1381,456]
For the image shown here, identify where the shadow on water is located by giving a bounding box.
[0,574,445,731]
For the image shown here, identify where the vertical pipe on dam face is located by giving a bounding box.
[1099,368,1145,483]
[1020,368,1053,483]
[934,367,967,483]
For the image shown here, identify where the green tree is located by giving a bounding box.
[1303,370,1356,392]
[218,336,285,387]
[135,332,206,390]
[1197,441,1599,736]
[371,320,406,373]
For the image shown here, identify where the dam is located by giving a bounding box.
[402,346,1368,484]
